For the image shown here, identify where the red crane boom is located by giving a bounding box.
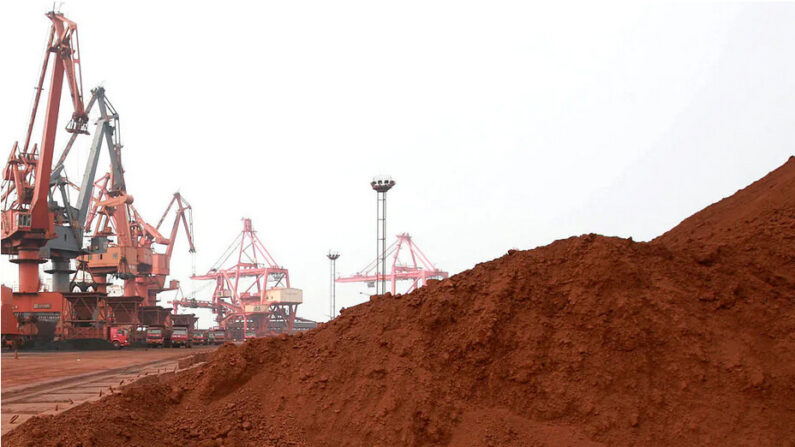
[27,12,88,232]
[124,192,196,306]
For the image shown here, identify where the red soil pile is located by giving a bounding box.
[5,158,794,447]
[656,156,795,298]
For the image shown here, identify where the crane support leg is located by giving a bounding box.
[46,257,72,292]
[11,249,46,293]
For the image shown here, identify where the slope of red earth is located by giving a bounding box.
[656,156,795,302]
[5,157,794,447]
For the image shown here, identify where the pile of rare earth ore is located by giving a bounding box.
[6,158,794,447]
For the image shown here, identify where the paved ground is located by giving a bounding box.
[1,345,217,435]
[2,346,217,388]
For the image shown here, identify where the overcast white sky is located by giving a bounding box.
[1,1,793,327]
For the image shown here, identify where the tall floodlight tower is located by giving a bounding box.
[371,176,396,295]
[327,251,340,319]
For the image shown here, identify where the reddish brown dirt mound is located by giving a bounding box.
[5,158,794,447]
[656,156,795,301]
[658,156,795,252]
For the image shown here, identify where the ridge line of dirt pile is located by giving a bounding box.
[657,156,795,252]
[5,158,794,447]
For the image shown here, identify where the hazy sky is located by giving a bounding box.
[1,1,793,327]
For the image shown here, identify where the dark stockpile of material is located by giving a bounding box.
[6,158,794,446]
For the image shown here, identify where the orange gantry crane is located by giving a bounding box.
[81,186,195,302]
[77,182,196,332]
[2,11,88,291]
[2,11,197,343]
[125,192,196,305]
[1,12,90,339]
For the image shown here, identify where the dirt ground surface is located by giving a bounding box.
[1,346,216,436]
[1,345,217,389]
[4,157,794,446]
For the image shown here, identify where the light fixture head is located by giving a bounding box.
[371,175,395,192]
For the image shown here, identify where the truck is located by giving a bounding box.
[170,313,197,348]
[211,328,226,345]
[192,329,207,345]
[145,326,171,347]
[171,326,192,348]
[244,330,256,341]
[2,311,37,350]
[108,327,131,349]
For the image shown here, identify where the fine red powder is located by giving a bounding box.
[5,157,794,446]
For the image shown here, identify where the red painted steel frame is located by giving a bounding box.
[336,233,448,295]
